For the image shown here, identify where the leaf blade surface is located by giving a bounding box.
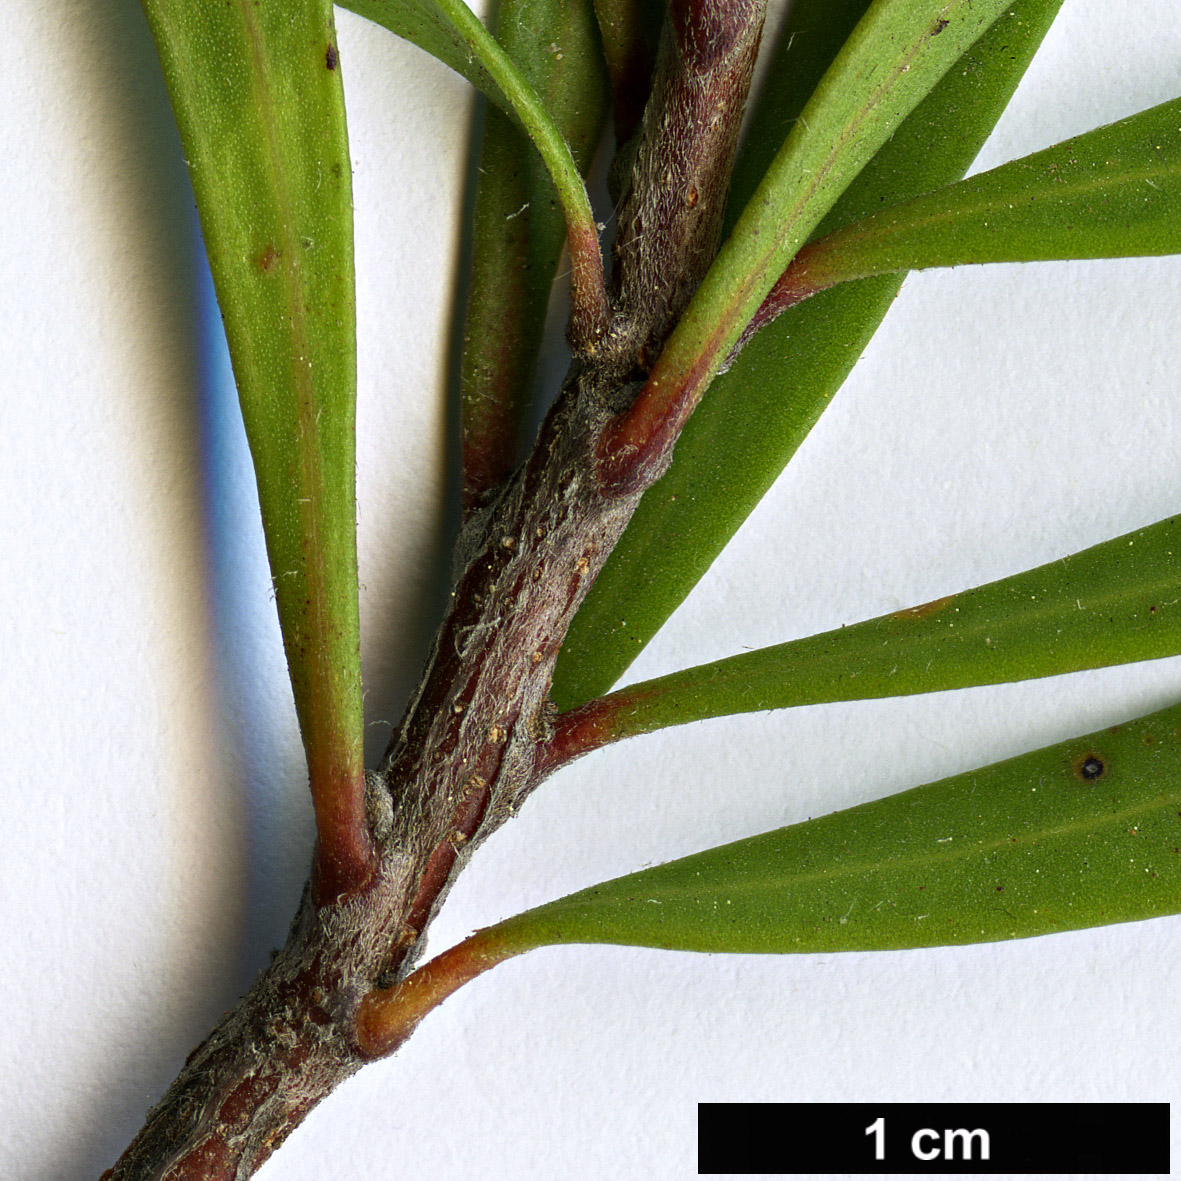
[496,702,1181,955]
[341,0,605,340]
[559,515,1181,747]
[780,96,1181,300]
[638,0,1013,443]
[141,0,370,891]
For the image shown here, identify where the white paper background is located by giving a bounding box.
[3,1,1181,1177]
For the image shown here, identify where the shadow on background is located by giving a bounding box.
[46,0,301,1174]
[44,2,243,1177]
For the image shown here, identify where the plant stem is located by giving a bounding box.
[103,358,673,1178]
[102,6,777,1165]
[608,0,767,369]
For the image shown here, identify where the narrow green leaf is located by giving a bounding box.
[341,0,608,345]
[140,0,371,892]
[555,516,1181,753]
[554,1,1065,709]
[722,0,875,235]
[461,0,609,508]
[772,96,1181,307]
[494,701,1181,956]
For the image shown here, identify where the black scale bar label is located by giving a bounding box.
[698,1102,1170,1174]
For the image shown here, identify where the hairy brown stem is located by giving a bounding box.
[607,0,766,371]
[102,361,673,1179]
[101,9,778,1172]
[587,0,766,499]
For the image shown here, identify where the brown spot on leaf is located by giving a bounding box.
[893,593,955,621]
[932,18,950,34]
[326,44,338,70]
[257,244,281,273]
